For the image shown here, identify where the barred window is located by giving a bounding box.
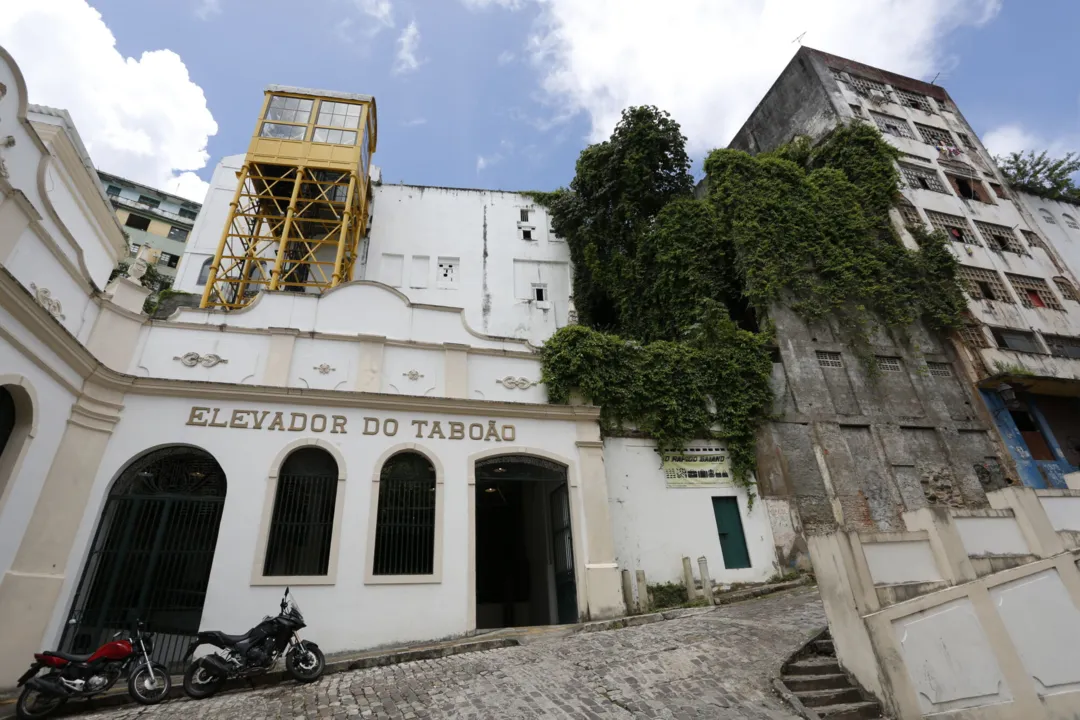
[263,448,339,577]
[957,265,1012,303]
[955,133,978,151]
[915,123,956,147]
[974,221,1028,256]
[1006,274,1064,311]
[926,362,953,377]
[900,164,948,193]
[926,210,978,245]
[958,324,990,348]
[816,350,844,368]
[847,74,892,100]
[372,452,437,576]
[897,201,922,227]
[895,88,934,113]
[870,111,915,139]
[1022,229,1048,252]
[876,356,903,372]
[1045,335,1080,360]
[991,328,1041,353]
[1053,277,1080,303]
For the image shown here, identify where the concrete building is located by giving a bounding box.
[734,47,1080,720]
[0,46,777,693]
[98,170,202,284]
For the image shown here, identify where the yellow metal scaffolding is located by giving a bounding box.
[201,86,377,310]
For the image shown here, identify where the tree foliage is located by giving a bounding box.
[997,150,1080,203]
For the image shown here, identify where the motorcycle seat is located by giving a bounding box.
[201,630,252,646]
[42,650,93,663]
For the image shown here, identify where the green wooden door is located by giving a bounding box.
[711,497,751,569]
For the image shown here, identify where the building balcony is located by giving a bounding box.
[109,193,196,227]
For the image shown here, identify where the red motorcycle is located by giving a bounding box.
[14,622,170,719]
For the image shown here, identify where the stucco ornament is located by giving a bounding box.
[0,135,14,179]
[403,370,424,381]
[29,283,65,321]
[174,352,229,368]
[128,257,148,281]
[315,363,335,375]
[496,376,540,390]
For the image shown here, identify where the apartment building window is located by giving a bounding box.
[875,356,903,373]
[1040,209,1057,225]
[975,221,1028,256]
[136,195,160,209]
[816,351,844,368]
[1045,335,1080,359]
[179,207,198,221]
[870,111,915,139]
[958,324,990,348]
[926,210,978,245]
[914,123,956,148]
[167,226,189,241]
[520,209,531,223]
[1022,229,1049,252]
[106,185,120,196]
[894,88,933,113]
[124,214,151,231]
[988,182,1007,199]
[926,362,953,377]
[1006,274,1063,311]
[846,74,892,101]
[158,252,180,269]
[955,133,978,152]
[1063,214,1080,230]
[849,104,864,118]
[532,284,548,302]
[899,164,948,193]
[1053,277,1080,303]
[990,328,1041,354]
[957,265,1012,302]
[944,173,992,203]
[897,201,922,227]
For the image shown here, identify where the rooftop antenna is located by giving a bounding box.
[792,31,806,45]
[930,72,941,85]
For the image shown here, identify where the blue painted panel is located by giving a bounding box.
[980,390,1046,489]
[1028,397,1077,489]
[1037,461,1069,489]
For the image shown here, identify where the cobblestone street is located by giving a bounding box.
[82,588,825,720]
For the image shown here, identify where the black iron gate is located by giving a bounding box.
[62,447,226,671]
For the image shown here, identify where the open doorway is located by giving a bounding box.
[475,455,577,629]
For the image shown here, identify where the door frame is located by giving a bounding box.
[466,447,585,632]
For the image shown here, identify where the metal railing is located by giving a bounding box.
[109,193,198,226]
[263,473,338,577]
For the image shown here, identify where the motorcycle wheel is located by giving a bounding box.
[285,643,325,683]
[128,664,171,705]
[15,686,65,720]
[182,661,224,699]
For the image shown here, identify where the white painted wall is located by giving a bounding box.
[604,437,777,585]
[49,394,587,655]
[1017,192,1080,287]
[863,540,941,585]
[1038,496,1080,532]
[954,516,1031,556]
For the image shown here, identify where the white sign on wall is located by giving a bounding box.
[662,442,733,488]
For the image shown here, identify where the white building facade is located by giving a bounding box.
[0,49,776,687]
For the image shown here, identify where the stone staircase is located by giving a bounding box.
[781,632,884,720]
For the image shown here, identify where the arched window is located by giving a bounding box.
[263,447,339,577]
[372,452,436,576]
[0,382,34,512]
[0,387,15,462]
[197,258,213,285]
[1041,209,1057,225]
[1063,214,1080,230]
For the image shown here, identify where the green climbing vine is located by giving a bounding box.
[535,111,967,493]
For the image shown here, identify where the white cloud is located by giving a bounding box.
[394,20,422,74]
[402,117,428,127]
[353,0,394,27]
[0,0,217,202]
[497,50,516,65]
[527,0,1003,152]
[194,0,221,20]
[983,123,1075,159]
[476,140,513,172]
[461,0,525,9]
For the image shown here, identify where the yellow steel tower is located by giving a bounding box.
[200,85,377,309]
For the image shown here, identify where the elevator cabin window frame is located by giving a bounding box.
[258,94,364,147]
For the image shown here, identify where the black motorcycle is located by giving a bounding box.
[181,588,324,698]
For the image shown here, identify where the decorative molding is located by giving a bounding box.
[496,375,540,390]
[174,352,228,368]
[403,369,424,381]
[29,283,65,321]
[315,363,335,375]
[0,135,14,179]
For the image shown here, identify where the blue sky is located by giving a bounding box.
[2,1,1077,201]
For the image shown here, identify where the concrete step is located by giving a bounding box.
[794,687,864,708]
[781,673,852,692]
[787,656,842,675]
[811,639,836,655]
[815,701,882,720]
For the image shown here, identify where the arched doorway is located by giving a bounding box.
[474,455,576,628]
[62,447,227,669]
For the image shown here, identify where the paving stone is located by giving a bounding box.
[77,588,824,720]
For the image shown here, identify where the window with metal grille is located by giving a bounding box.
[373,452,436,576]
[870,111,914,139]
[957,265,1012,302]
[926,210,978,245]
[1045,334,1080,359]
[876,356,902,372]
[138,194,160,209]
[1022,229,1048,252]
[1053,277,1080,303]
[849,104,864,118]
[897,202,922,227]
[958,324,989,348]
[167,226,189,241]
[899,164,948,193]
[990,327,1041,353]
[955,132,978,151]
[1064,214,1080,230]
[974,221,1028,256]
[179,207,198,220]
[1006,273,1064,310]
[106,185,120,196]
[895,88,933,113]
[520,208,531,223]
[914,123,956,148]
[1040,209,1057,225]
[926,361,953,377]
[263,448,339,577]
[988,182,1007,199]
[945,174,993,203]
[847,74,892,100]
[816,350,844,368]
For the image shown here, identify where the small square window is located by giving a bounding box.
[876,356,902,372]
[106,185,120,196]
[124,214,151,231]
[138,194,160,209]
[532,284,548,302]
[522,228,534,241]
[816,351,843,368]
[167,226,189,241]
[520,209,531,223]
[849,104,864,118]
[927,362,953,377]
[179,207,198,220]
